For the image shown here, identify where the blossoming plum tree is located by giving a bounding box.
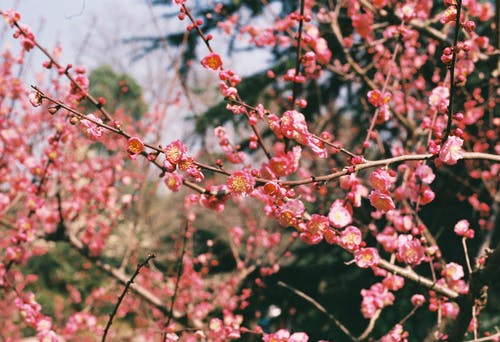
[0,0,499,340]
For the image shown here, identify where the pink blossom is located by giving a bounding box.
[328,200,352,228]
[383,274,405,291]
[201,52,223,70]
[428,85,449,111]
[415,164,435,184]
[367,89,391,107]
[369,190,395,212]
[80,114,103,140]
[354,247,380,268]
[280,110,310,145]
[278,199,305,228]
[441,302,459,319]
[164,140,187,165]
[381,324,408,342]
[301,214,329,244]
[442,262,464,282]
[396,235,425,266]
[263,329,309,342]
[226,170,255,196]
[369,168,393,191]
[339,225,362,251]
[411,294,426,306]
[454,219,475,238]
[2,9,21,27]
[164,172,184,192]
[439,136,464,165]
[361,283,394,318]
[127,136,144,155]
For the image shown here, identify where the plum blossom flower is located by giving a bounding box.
[328,200,352,228]
[354,247,380,268]
[396,235,425,265]
[226,170,255,196]
[339,225,362,251]
[369,190,395,212]
[2,9,21,27]
[201,52,223,70]
[361,283,394,318]
[454,219,475,238]
[262,329,309,342]
[442,262,464,282]
[429,86,449,111]
[415,164,435,184]
[300,214,329,244]
[381,324,408,342]
[164,173,183,192]
[80,114,103,140]
[367,89,391,107]
[127,136,144,158]
[164,140,187,165]
[369,168,393,191]
[439,136,464,165]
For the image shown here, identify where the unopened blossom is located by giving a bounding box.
[328,200,352,228]
[28,91,42,107]
[369,190,395,212]
[80,114,103,140]
[411,294,426,306]
[201,52,223,70]
[439,136,464,165]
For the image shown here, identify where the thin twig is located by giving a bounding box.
[277,281,357,341]
[441,0,464,145]
[291,0,306,109]
[102,253,156,342]
[163,222,190,340]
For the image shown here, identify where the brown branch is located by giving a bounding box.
[441,0,463,145]
[102,253,156,342]
[291,0,306,109]
[163,223,189,334]
[14,21,114,122]
[67,234,168,315]
[377,259,459,299]
[446,242,500,341]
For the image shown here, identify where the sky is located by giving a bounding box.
[1,0,272,144]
